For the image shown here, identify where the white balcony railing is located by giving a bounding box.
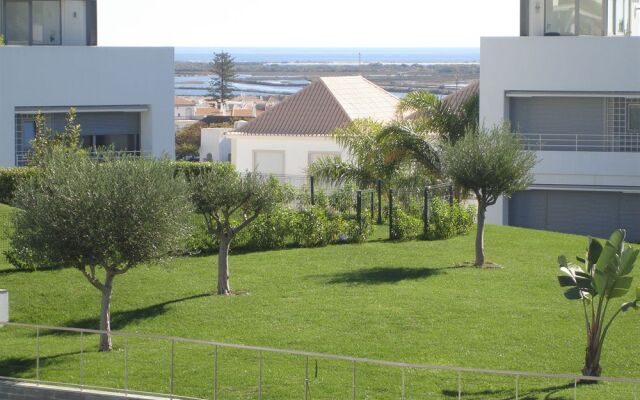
[520,133,640,152]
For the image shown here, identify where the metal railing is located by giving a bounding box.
[2,322,640,399]
[520,133,640,152]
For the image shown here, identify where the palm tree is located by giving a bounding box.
[308,119,410,189]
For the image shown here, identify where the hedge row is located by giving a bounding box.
[0,162,229,204]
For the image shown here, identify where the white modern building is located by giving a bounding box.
[228,76,400,176]
[482,0,640,241]
[0,0,174,166]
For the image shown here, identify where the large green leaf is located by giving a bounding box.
[619,248,639,276]
[593,269,609,295]
[608,229,625,254]
[608,276,634,299]
[564,287,583,300]
[587,237,603,269]
[596,242,618,273]
[621,300,638,312]
[558,275,575,287]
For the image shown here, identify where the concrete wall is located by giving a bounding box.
[0,46,175,166]
[480,36,640,224]
[230,135,347,175]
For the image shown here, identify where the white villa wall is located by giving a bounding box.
[481,37,640,224]
[230,135,347,175]
[0,46,175,166]
[200,128,233,162]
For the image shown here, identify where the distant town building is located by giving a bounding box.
[227,76,400,176]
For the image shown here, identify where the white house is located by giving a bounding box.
[482,0,640,241]
[0,0,174,166]
[228,76,400,176]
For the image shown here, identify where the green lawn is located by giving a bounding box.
[1,205,639,399]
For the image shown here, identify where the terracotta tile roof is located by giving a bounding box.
[196,107,221,117]
[441,80,479,116]
[232,108,256,118]
[175,96,196,106]
[233,76,398,136]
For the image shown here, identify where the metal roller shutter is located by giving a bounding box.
[509,190,640,242]
[51,112,140,136]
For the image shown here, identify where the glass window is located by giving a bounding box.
[5,1,30,45]
[545,0,577,35]
[609,0,630,35]
[629,105,640,132]
[22,121,36,151]
[579,0,604,35]
[32,1,61,45]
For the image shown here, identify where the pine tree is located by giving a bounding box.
[209,52,236,106]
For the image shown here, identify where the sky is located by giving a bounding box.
[99,0,519,48]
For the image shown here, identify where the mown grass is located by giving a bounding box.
[0,204,639,399]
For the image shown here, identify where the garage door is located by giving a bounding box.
[509,190,640,242]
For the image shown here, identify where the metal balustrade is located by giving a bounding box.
[1,322,640,399]
[520,133,640,152]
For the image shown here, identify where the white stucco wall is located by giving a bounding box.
[0,46,175,166]
[480,36,640,224]
[230,135,348,176]
[200,128,233,162]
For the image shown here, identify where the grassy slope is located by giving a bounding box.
[0,205,639,399]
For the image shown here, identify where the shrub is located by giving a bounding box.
[329,184,356,215]
[0,167,40,204]
[390,209,422,241]
[293,187,328,211]
[425,198,476,241]
[173,161,231,180]
[342,218,373,244]
[292,207,338,247]
[246,206,296,250]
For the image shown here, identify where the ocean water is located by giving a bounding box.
[175,47,480,64]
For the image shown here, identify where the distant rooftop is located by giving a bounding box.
[441,80,479,116]
[175,96,196,106]
[232,76,399,136]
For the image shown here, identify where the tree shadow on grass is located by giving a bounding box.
[442,381,576,400]
[0,352,80,378]
[322,265,464,285]
[40,293,211,336]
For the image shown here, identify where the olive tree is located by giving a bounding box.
[558,229,640,377]
[189,164,290,295]
[442,124,536,266]
[9,149,192,351]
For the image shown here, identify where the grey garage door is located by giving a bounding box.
[509,190,640,242]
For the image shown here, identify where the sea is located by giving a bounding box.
[174,47,480,98]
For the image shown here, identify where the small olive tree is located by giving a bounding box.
[189,165,290,295]
[442,124,536,266]
[10,149,192,351]
[558,229,640,377]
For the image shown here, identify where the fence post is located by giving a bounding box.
[377,179,383,224]
[36,327,40,384]
[423,187,431,238]
[356,190,362,224]
[170,339,175,399]
[370,191,374,221]
[448,185,454,206]
[388,189,394,239]
[310,176,315,206]
[80,331,84,388]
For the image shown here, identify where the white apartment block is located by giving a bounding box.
[482,0,640,241]
[0,0,174,166]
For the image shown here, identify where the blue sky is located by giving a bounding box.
[99,0,519,47]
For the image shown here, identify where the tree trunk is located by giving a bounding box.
[582,328,602,377]
[99,272,115,352]
[475,204,486,267]
[217,235,232,295]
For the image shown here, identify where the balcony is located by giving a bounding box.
[521,133,640,152]
[521,0,640,37]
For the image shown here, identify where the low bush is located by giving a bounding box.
[173,161,233,180]
[246,207,296,250]
[390,209,422,241]
[292,207,341,248]
[342,218,373,244]
[329,184,357,215]
[425,198,476,241]
[0,167,39,204]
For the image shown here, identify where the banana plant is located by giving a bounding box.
[558,229,640,377]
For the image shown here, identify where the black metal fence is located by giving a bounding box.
[388,183,455,239]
